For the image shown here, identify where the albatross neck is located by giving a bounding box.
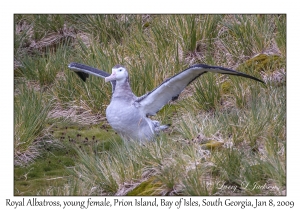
[112,78,135,99]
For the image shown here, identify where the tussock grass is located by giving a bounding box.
[14,84,52,166]
[14,14,286,195]
[17,45,71,86]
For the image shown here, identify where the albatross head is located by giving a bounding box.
[105,64,128,83]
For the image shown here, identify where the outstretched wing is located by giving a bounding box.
[68,62,116,92]
[136,64,264,116]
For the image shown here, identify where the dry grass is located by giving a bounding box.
[14,14,286,195]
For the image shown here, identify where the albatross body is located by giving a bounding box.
[104,66,156,140]
[68,62,264,141]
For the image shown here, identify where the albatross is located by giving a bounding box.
[68,62,264,141]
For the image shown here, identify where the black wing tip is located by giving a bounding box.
[68,62,78,68]
[68,62,89,82]
[75,72,89,82]
[226,71,265,84]
[247,75,265,84]
[190,63,265,84]
[68,62,88,70]
[242,75,265,84]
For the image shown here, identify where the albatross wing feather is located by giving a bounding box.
[68,62,116,92]
[136,64,264,116]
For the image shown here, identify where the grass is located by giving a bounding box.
[14,14,286,196]
[14,84,52,165]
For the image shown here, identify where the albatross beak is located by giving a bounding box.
[105,72,116,82]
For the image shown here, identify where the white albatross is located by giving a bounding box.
[68,62,264,141]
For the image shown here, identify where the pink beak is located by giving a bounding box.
[105,72,116,82]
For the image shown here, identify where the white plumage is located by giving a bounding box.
[68,62,264,141]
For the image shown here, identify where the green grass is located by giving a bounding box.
[14,84,52,166]
[14,14,286,196]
